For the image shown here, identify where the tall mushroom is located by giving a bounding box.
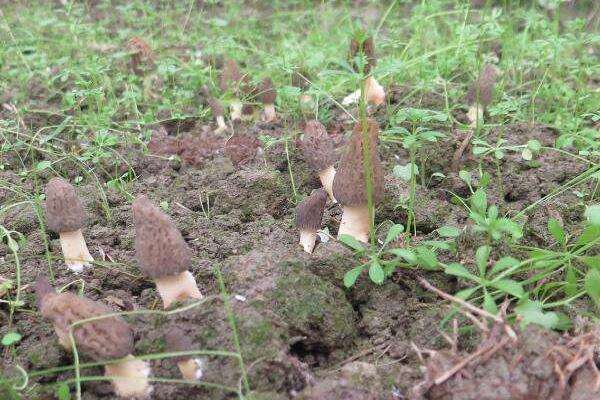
[343,35,385,106]
[165,327,204,381]
[298,120,338,201]
[44,177,94,272]
[220,58,243,121]
[296,189,328,253]
[133,195,202,309]
[260,77,277,122]
[36,278,152,398]
[466,64,499,126]
[202,85,227,134]
[332,119,384,243]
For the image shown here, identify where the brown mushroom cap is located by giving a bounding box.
[44,177,87,233]
[219,58,241,93]
[260,78,276,104]
[165,326,195,363]
[39,291,133,361]
[298,120,338,172]
[332,119,384,207]
[224,134,260,166]
[202,86,224,117]
[466,64,498,106]
[35,276,54,310]
[296,189,328,231]
[349,35,376,74]
[132,195,191,279]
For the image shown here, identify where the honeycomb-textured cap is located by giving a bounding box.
[296,189,328,231]
[44,177,86,233]
[219,58,241,93]
[35,276,55,310]
[39,292,133,361]
[260,78,276,104]
[224,134,260,166]
[466,64,498,106]
[165,326,195,362]
[332,119,384,206]
[298,120,337,172]
[133,195,191,279]
[349,35,376,74]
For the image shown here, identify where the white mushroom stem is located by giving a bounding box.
[318,165,336,202]
[104,354,153,398]
[262,103,276,122]
[467,103,484,127]
[342,76,385,106]
[215,115,227,133]
[338,205,370,243]
[154,270,203,309]
[299,229,318,254]
[59,229,93,273]
[177,358,204,381]
[230,99,243,121]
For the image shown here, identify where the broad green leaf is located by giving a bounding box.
[388,248,417,264]
[498,218,523,240]
[483,291,498,315]
[56,383,71,400]
[438,226,460,238]
[475,246,491,276]
[521,148,532,161]
[455,287,477,300]
[368,260,385,285]
[491,279,524,298]
[393,163,419,182]
[338,234,365,252]
[565,266,577,298]
[384,224,404,245]
[490,256,520,275]
[470,189,487,214]
[36,160,52,171]
[515,299,559,329]
[459,170,472,185]
[473,146,487,155]
[548,218,565,245]
[527,139,541,152]
[445,263,476,280]
[2,331,22,346]
[582,256,600,269]
[416,247,439,270]
[575,225,600,246]
[494,149,505,159]
[344,265,364,288]
[584,204,600,227]
[585,269,600,308]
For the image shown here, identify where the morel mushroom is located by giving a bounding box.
[296,189,328,253]
[36,278,152,398]
[202,85,227,134]
[44,177,94,272]
[220,58,243,121]
[332,119,384,243]
[343,35,385,106]
[224,133,261,166]
[260,77,277,122]
[298,120,338,201]
[133,195,202,309]
[165,327,204,381]
[466,64,499,126]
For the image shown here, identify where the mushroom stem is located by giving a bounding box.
[338,205,370,243]
[262,103,276,122]
[177,358,204,381]
[467,103,484,127]
[154,270,202,309]
[318,165,337,202]
[104,354,152,398]
[299,229,318,254]
[59,229,93,273]
[215,115,227,133]
[230,99,243,121]
[341,76,385,106]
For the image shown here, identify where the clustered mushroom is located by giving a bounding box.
[133,195,202,309]
[466,63,499,126]
[165,326,204,381]
[260,77,277,122]
[296,188,328,253]
[298,120,338,201]
[36,278,152,398]
[44,177,94,272]
[202,85,227,134]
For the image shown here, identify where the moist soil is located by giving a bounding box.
[0,86,597,399]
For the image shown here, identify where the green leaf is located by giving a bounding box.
[585,269,600,308]
[438,226,460,238]
[473,146,487,155]
[483,291,498,315]
[416,247,439,270]
[455,287,477,300]
[343,265,364,288]
[56,383,71,400]
[521,148,532,161]
[338,234,365,252]
[368,260,385,285]
[548,218,565,245]
[458,170,472,185]
[36,160,52,171]
[491,279,524,298]
[494,149,505,159]
[388,248,418,264]
[514,299,559,329]
[445,263,476,280]
[582,256,600,269]
[470,189,487,214]
[576,225,600,246]
[584,204,600,227]
[527,139,541,152]
[384,224,404,245]
[565,266,577,298]
[490,256,520,275]
[475,245,491,276]
[2,331,22,346]
[393,163,419,182]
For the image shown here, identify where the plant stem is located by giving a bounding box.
[358,73,376,249]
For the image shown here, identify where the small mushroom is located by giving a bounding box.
[224,134,261,166]
[343,35,385,106]
[133,195,202,309]
[296,189,328,253]
[44,177,94,272]
[165,327,204,381]
[37,278,152,398]
[220,58,244,121]
[202,85,227,134]
[332,119,384,243]
[466,64,499,126]
[260,77,277,122]
[298,120,338,201]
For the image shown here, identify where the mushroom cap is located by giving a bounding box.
[44,177,87,233]
[349,35,376,74]
[260,78,276,104]
[219,58,241,93]
[466,64,498,106]
[332,119,384,207]
[35,276,55,310]
[133,195,191,279]
[165,326,195,362]
[296,189,328,231]
[39,291,133,361]
[298,120,338,172]
[224,134,260,166]
[202,85,224,117]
